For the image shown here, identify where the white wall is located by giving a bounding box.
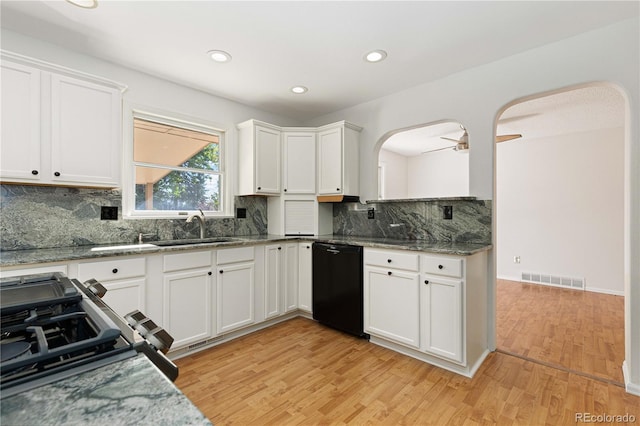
[497,127,624,295]
[407,151,469,198]
[378,148,408,199]
[305,18,640,393]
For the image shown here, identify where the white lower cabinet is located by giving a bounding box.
[162,250,214,349]
[283,242,299,313]
[364,248,488,376]
[216,247,255,334]
[297,242,313,313]
[264,244,283,319]
[265,243,300,319]
[420,275,463,363]
[76,256,146,318]
[364,249,421,348]
[0,263,68,278]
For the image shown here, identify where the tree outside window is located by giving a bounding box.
[133,118,223,213]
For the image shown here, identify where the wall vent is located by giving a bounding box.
[521,271,585,290]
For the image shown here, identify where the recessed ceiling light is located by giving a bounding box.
[291,86,308,94]
[364,50,388,63]
[207,50,232,63]
[65,0,98,8]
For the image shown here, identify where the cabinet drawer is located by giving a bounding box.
[422,255,463,278]
[78,257,145,281]
[163,251,211,272]
[365,249,419,272]
[0,264,67,279]
[217,246,254,265]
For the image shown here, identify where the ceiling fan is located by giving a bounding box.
[422,126,522,154]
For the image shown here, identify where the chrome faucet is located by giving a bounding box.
[186,209,206,239]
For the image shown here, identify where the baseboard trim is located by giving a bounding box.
[623,361,640,396]
[584,286,625,296]
[498,275,624,296]
[368,335,488,378]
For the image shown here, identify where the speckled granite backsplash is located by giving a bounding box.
[333,199,491,244]
[0,185,267,251]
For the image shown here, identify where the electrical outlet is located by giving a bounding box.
[100,206,118,220]
[443,205,453,220]
[514,256,521,264]
[236,208,247,219]
[367,208,375,219]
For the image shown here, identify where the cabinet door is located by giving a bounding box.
[254,125,281,193]
[284,243,299,313]
[284,199,315,236]
[364,267,420,348]
[50,74,121,186]
[283,132,315,194]
[297,242,313,313]
[0,61,41,182]
[76,257,146,317]
[421,275,463,363]
[101,278,146,318]
[217,262,255,334]
[163,269,213,349]
[264,244,282,319]
[317,127,343,195]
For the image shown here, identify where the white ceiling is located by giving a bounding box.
[382,84,627,156]
[1,1,637,123]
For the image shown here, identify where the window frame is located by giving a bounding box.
[123,104,230,219]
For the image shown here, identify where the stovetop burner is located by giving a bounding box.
[0,273,134,396]
[0,272,178,398]
[0,342,31,363]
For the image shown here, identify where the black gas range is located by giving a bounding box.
[0,272,177,398]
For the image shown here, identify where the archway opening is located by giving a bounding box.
[494,84,626,384]
[376,121,469,200]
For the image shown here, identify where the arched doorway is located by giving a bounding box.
[494,84,626,384]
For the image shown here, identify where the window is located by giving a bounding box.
[126,109,226,218]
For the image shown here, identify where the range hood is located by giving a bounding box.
[317,195,360,203]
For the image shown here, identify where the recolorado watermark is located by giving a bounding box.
[576,412,637,423]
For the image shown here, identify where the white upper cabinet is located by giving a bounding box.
[1,61,41,182]
[237,120,281,195]
[0,54,124,188]
[237,119,361,199]
[317,122,362,196]
[50,75,121,186]
[282,131,315,194]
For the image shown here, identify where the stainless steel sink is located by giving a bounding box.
[91,238,238,252]
[151,237,238,247]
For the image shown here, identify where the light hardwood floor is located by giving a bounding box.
[496,279,625,385]
[175,317,639,425]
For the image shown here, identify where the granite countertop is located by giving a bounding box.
[0,355,211,426]
[0,235,492,267]
[312,235,491,255]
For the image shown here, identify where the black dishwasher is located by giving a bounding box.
[312,242,368,338]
